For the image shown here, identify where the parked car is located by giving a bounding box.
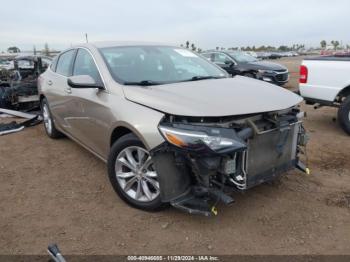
[0,59,14,70]
[201,51,289,86]
[256,52,271,60]
[0,55,51,109]
[269,52,282,59]
[39,42,308,216]
[244,51,258,58]
[299,55,350,134]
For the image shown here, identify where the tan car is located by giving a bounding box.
[38,42,308,216]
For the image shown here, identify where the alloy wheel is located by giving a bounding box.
[43,104,52,135]
[115,146,160,202]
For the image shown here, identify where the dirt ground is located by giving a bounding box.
[0,57,349,255]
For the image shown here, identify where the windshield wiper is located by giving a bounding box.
[181,76,225,82]
[123,80,162,86]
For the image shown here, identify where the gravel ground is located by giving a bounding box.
[0,57,349,255]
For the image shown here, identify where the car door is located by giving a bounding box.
[67,48,112,157]
[45,49,77,132]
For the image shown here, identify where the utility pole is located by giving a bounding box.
[85,33,88,43]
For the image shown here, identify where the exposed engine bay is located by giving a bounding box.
[151,107,308,216]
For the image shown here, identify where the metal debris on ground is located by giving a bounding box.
[0,108,42,136]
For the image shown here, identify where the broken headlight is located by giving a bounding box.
[158,125,246,153]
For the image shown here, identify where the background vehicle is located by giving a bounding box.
[0,55,51,110]
[299,55,350,134]
[39,42,307,216]
[244,51,258,58]
[202,50,289,86]
[269,52,282,59]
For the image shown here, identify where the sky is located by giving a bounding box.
[0,0,349,52]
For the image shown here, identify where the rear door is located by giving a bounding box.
[45,49,77,132]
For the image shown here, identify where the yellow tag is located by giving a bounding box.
[211,206,218,216]
[306,168,311,175]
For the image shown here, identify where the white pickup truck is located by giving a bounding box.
[299,56,350,134]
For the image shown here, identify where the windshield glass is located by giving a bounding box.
[99,46,227,84]
[227,51,258,63]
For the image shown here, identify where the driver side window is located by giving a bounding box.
[73,49,102,84]
[213,53,231,64]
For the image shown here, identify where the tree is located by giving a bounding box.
[216,46,219,50]
[185,41,189,49]
[331,40,340,50]
[278,45,289,52]
[43,43,50,56]
[7,46,20,53]
[191,43,196,51]
[320,40,327,49]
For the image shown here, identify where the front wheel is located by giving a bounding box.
[107,133,163,211]
[338,96,350,135]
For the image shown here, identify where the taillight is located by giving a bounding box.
[299,65,308,84]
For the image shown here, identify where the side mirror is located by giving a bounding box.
[224,60,235,67]
[67,75,104,89]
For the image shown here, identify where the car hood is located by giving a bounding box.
[123,76,302,117]
[241,61,287,71]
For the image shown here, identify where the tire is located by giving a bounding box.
[41,98,63,138]
[338,96,350,135]
[107,133,164,211]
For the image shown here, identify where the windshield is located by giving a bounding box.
[99,46,227,84]
[227,51,258,63]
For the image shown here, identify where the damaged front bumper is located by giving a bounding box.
[150,108,309,216]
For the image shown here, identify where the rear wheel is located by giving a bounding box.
[41,98,63,138]
[107,133,163,211]
[338,96,350,135]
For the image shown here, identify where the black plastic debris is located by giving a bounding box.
[0,108,42,136]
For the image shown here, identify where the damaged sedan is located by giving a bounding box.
[38,42,308,216]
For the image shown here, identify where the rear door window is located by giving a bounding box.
[56,49,76,76]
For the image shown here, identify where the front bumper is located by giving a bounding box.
[151,111,308,216]
[257,70,289,86]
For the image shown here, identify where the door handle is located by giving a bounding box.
[47,80,53,86]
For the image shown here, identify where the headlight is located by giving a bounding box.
[158,125,246,153]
